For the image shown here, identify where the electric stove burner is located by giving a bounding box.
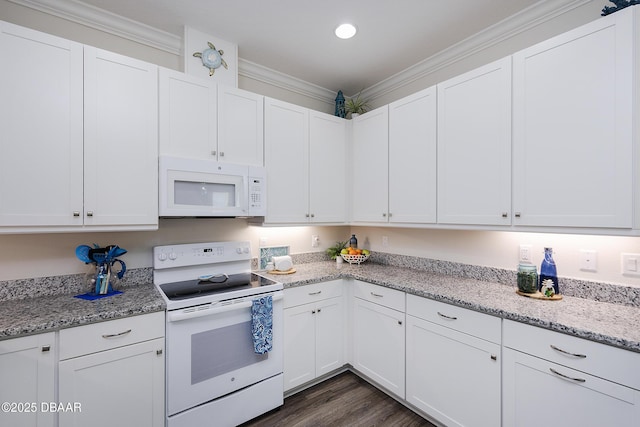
[159,273,278,301]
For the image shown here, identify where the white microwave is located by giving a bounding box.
[159,156,266,217]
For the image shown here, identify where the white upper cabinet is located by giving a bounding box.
[0,22,84,228]
[265,98,347,224]
[83,47,158,228]
[351,105,389,223]
[159,71,264,166]
[309,111,347,223]
[217,85,264,166]
[159,68,217,158]
[437,57,512,226]
[388,86,437,224]
[512,7,634,229]
[264,98,310,223]
[0,22,158,232]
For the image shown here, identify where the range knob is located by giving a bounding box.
[168,252,178,260]
[158,253,168,261]
[243,247,249,254]
[236,247,243,254]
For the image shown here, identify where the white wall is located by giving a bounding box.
[0,0,638,290]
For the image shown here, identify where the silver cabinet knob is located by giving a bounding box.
[211,150,217,156]
[220,152,224,157]
[515,212,521,218]
[86,211,94,217]
[382,213,387,217]
[73,211,80,217]
[502,212,508,218]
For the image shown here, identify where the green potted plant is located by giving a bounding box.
[345,91,370,118]
[326,240,348,261]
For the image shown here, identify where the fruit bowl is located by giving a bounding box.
[340,253,370,265]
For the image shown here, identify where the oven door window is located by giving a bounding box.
[191,321,267,384]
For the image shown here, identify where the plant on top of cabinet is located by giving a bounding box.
[345,91,370,118]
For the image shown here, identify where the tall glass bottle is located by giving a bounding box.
[349,234,358,249]
[539,247,559,294]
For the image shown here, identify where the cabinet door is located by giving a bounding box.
[283,303,316,391]
[159,68,217,158]
[315,296,345,377]
[217,85,264,166]
[503,348,640,427]
[83,47,158,228]
[437,57,512,226]
[0,333,55,427]
[352,297,405,398]
[0,22,83,228]
[59,338,165,427]
[406,315,500,427]
[389,86,437,224]
[309,111,347,223]
[512,9,633,228]
[264,98,310,223]
[351,106,389,223]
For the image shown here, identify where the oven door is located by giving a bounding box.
[165,291,283,416]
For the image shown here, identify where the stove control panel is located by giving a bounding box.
[153,241,251,269]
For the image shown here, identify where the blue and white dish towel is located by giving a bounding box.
[251,295,273,354]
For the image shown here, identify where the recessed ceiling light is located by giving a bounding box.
[335,23,357,39]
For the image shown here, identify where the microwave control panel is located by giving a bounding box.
[248,167,266,216]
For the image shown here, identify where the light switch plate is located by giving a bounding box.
[622,253,640,277]
[519,245,532,263]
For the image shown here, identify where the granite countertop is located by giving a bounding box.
[267,261,640,353]
[3,260,640,355]
[0,284,165,340]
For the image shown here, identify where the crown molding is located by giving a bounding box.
[9,0,593,105]
[8,0,182,54]
[361,0,593,102]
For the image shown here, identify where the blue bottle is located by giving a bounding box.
[349,234,358,249]
[539,247,559,295]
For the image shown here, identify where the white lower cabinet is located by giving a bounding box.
[406,295,501,427]
[58,312,165,427]
[0,333,55,427]
[503,320,640,427]
[352,281,405,399]
[283,280,345,392]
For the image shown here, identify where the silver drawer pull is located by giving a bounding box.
[370,292,384,297]
[437,311,458,320]
[550,345,587,359]
[102,329,132,339]
[550,368,586,383]
[308,291,321,295]
[42,345,51,352]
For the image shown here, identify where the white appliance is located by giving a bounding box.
[153,241,283,427]
[159,155,266,217]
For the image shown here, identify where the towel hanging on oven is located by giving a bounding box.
[251,295,273,354]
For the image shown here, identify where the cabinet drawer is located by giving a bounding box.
[59,311,165,360]
[284,280,343,308]
[353,280,405,312]
[406,294,501,344]
[504,319,640,390]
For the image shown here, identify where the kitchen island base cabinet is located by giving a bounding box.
[352,281,405,399]
[0,332,55,427]
[283,280,345,392]
[405,295,501,427]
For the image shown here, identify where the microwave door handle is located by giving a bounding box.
[167,292,283,323]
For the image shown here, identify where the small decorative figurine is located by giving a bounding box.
[335,90,346,118]
[193,41,228,76]
[602,0,640,16]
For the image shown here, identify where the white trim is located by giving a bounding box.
[9,0,593,104]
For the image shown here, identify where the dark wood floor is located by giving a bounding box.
[240,371,436,427]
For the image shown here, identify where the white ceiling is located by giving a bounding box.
[64,0,563,95]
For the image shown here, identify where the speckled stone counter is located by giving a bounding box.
[265,261,640,354]
[0,284,164,340]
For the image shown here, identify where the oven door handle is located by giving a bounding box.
[167,292,283,322]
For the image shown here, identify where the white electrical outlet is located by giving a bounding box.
[311,235,319,248]
[579,250,597,272]
[519,245,532,263]
[259,237,268,247]
[622,253,640,276]
[382,236,389,248]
